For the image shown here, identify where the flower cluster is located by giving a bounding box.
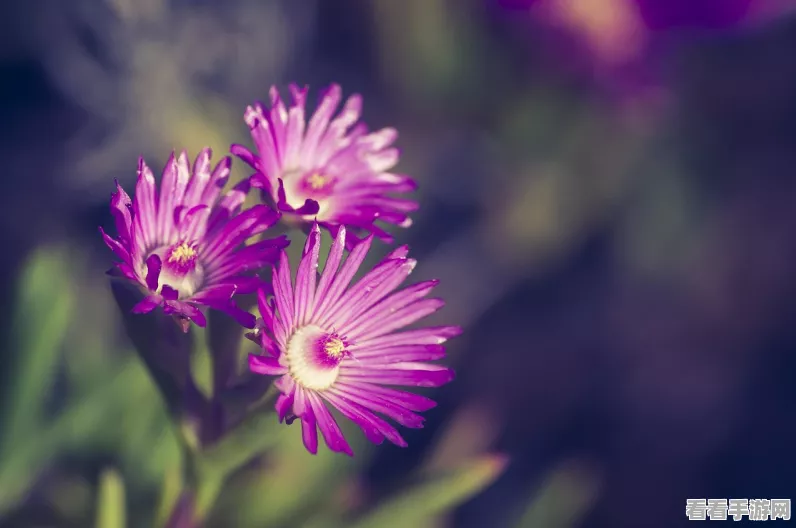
[101,85,458,455]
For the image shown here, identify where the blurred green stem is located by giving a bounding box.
[164,385,280,525]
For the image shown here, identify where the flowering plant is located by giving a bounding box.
[93,85,500,525]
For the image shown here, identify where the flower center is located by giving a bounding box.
[306,172,331,190]
[285,325,351,391]
[167,242,198,272]
[323,336,346,358]
[279,169,337,219]
[300,170,336,197]
[145,241,204,299]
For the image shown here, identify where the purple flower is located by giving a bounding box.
[492,0,789,101]
[231,84,418,247]
[247,223,458,456]
[100,149,289,330]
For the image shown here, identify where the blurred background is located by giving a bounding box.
[2,0,796,526]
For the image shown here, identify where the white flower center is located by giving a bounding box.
[285,325,350,391]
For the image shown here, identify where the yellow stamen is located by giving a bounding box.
[307,173,329,190]
[169,242,197,264]
[324,337,346,358]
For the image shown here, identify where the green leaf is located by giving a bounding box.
[211,420,366,528]
[200,392,282,475]
[349,454,508,528]
[0,248,75,458]
[154,463,184,527]
[0,359,143,515]
[513,462,599,528]
[190,327,214,400]
[95,468,126,528]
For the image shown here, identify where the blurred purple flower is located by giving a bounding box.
[100,149,289,330]
[247,223,458,456]
[496,0,790,99]
[232,84,418,248]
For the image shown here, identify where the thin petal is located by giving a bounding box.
[311,225,346,319]
[272,251,295,333]
[294,224,321,326]
[132,295,162,314]
[338,363,454,388]
[275,391,295,423]
[312,234,373,323]
[329,385,425,429]
[357,326,463,348]
[249,354,288,376]
[335,381,437,412]
[322,391,406,447]
[145,254,162,292]
[350,298,446,342]
[307,391,353,456]
[342,282,439,339]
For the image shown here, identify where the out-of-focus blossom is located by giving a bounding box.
[232,84,417,247]
[247,223,458,456]
[495,0,793,99]
[100,148,288,330]
[35,0,309,200]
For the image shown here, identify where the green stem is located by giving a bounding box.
[164,386,281,525]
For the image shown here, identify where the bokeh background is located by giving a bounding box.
[2,0,796,526]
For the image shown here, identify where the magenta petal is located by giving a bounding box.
[337,382,438,412]
[275,391,295,423]
[276,179,292,211]
[330,386,424,429]
[350,344,447,364]
[163,300,207,327]
[300,406,319,454]
[145,254,162,292]
[99,227,130,262]
[323,391,406,447]
[257,288,276,330]
[322,392,385,445]
[272,251,295,332]
[248,354,288,376]
[293,199,320,215]
[307,391,353,456]
[340,364,455,387]
[132,295,162,314]
[294,224,321,325]
[310,225,346,316]
[202,204,278,266]
[113,262,138,281]
[351,298,446,342]
[230,144,259,170]
[358,326,463,348]
[110,180,133,243]
[248,172,273,196]
[218,303,257,329]
[161,285,179,301]
[312,233,373,322]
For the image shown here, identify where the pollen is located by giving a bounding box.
[307,172,329,190]
[168,242,197,265]
[324,336,346,358]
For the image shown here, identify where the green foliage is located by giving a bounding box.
[347,454,508,528]
[0,249,75,513]
[513,462,600,528]
[95,468,127,528]
[0,248,74,456]
[190,327,215,400]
